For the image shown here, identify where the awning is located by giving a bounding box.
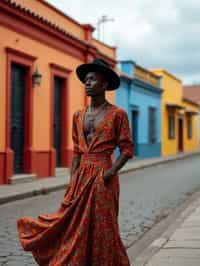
[185,109,199,116]
[166,102,185,110]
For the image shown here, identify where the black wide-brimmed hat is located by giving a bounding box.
[76,58,120,90]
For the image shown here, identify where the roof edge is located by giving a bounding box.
[183,97,200,107]
[1,0,116,63]
[37,0,82,27]
[151,68,182,83]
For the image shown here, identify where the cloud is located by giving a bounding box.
[46,0,200,84]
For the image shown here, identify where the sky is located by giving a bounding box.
[46,0,200,85]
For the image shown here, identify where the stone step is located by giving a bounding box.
[56,167,70,177]
[11,174,37,185]
[10,168,70,185]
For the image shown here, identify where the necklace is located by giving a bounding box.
[88,101,108,117]
[86,101,108,133]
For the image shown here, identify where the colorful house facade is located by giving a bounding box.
[183,85,200,145]
[116,60,162,158]
[182,98,199,152]
[152,69,199,156]
[0,0,117,184]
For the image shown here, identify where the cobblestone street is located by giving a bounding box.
[1,0,200,266]
[1,155,200,265]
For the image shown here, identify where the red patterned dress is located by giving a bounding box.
[17,104,134,266]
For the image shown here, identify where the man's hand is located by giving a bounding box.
[103,153,130,183]
[103,168,116,182]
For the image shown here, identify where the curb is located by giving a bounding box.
[0,151,200,205]
[0,182,67,205]
[132,189,200,266]
[120,150,200,174]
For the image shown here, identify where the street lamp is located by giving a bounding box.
[96,15,114,42]
[32,68,42,87]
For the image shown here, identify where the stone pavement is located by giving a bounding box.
[134,193,200,266]
[0,150,199,205]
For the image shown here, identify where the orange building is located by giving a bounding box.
[0,0,116,184]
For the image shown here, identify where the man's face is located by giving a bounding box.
[84,72,108,97]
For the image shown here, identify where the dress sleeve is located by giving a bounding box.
[116,110,134,158]
[72,112,82,159]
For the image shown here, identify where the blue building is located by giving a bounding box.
[116,60,163,158]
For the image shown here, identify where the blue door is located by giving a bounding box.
[131,110,139,156]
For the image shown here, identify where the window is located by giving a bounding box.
[187,116,192,139]
[168,115,175,139]
[149,107,156,143]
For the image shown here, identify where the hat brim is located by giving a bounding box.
[76,63,120,90]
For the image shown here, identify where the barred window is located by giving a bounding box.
[168,115,175,139]
[187,116,192,139]
[149,107,156,143]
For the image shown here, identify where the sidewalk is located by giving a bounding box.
[0,150,199,205]
[134,193,200,266]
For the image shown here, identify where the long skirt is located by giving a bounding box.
[17,154,130,266]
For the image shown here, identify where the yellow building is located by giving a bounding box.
[151,69,199,156]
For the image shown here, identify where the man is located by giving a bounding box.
[18,58,134,266]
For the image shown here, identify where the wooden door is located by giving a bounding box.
[178,118,183,152]
[10,63,26,174]
[53,77,63,167]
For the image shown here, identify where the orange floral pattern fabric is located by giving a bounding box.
[17,104,134,266]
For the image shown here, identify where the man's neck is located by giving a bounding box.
[90,95,106,108]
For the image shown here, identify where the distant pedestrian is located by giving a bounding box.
[17,58,134,265]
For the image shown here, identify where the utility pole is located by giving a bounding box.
[96,15,114,42]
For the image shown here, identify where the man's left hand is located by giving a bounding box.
[103,168,116,182]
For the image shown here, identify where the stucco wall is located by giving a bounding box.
[0,25,85,151]
[182,100,199,152]
[0,0,117,182]
[152,69,183,156]
[116,78,162,158]
[0,24,116,152]
[199,112,200,144]
[14,0,85,40]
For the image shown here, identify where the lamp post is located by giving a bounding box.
[96,15,114,42]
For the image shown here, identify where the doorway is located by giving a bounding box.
[10,63,26,174]
[131,110,139,156]
[53,76,64,167]
[178,118,183,152]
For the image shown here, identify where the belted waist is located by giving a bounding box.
[80,152,112,167]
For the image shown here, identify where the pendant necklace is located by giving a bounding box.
[87,101,108,133]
